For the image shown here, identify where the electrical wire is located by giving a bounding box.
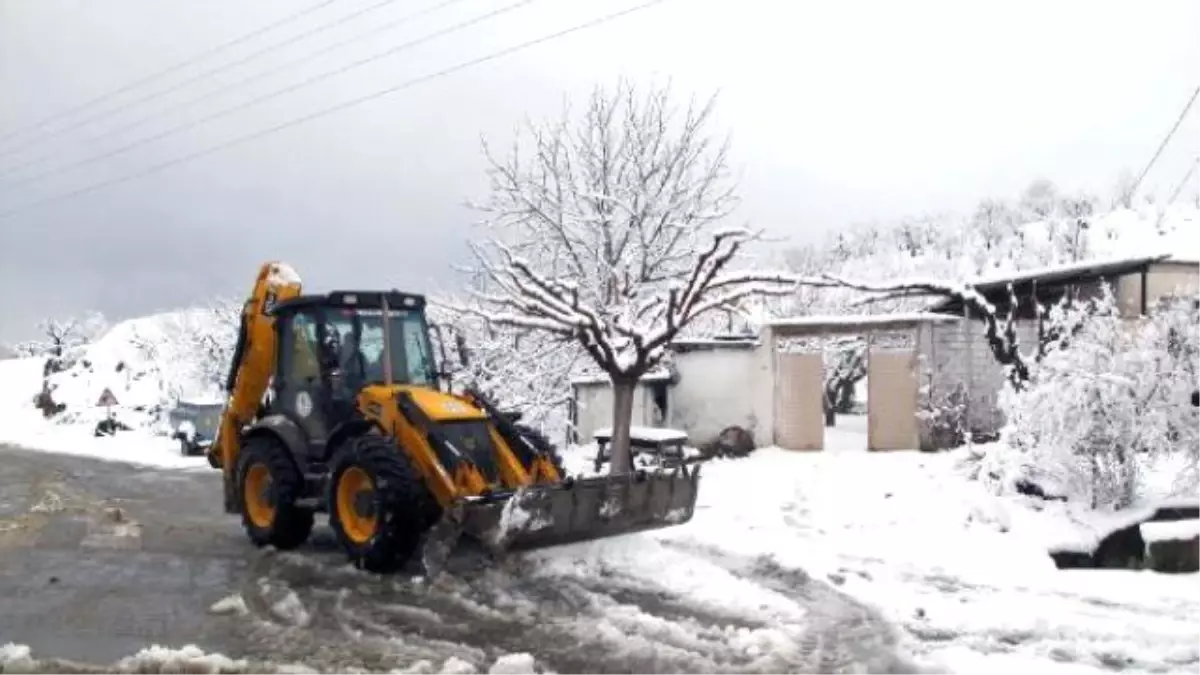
[1166,156,1199,205]
[0,0,537,192]
[0,0,473,180]
[0,0,668,221]
[1128,84,1199,200]
[0,0,425,164]
[0,0,343,149]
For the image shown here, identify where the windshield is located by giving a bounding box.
[323,307,435,386]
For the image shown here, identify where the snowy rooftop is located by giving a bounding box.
[766,312,960,335]
[928,253,1196,313]
[959,253,1177,292]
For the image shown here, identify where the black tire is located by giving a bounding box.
[513,423,566,477]
[328,435,441,573]
[235,435,314,550]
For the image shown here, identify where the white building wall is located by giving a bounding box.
[668,347,761,447]
[571,380,659,444]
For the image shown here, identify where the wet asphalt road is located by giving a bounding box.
[0,445,917,674]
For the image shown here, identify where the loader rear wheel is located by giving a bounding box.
[328,435,441,573]
[235,436,314,550]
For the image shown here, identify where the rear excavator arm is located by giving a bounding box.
[209,262,303,491]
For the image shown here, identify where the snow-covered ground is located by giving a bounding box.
[553,440,1200,674]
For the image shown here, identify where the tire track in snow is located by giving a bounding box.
[210,537,921,674]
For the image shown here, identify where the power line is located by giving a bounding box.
[0,0,537,193]
[0,0,343,149]
[0,0,419,165]
[1153,155,1199,230]
[1129,84,1199,200]
[0,0,668,222]
[0,0,473,180]
[1166,156,1199,204]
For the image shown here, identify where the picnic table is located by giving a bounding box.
[592,426,691,473]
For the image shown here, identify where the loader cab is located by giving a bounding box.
[268,291,437,451]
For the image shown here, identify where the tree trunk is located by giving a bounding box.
[835,380,856,414]
[609,378,637,475]
[823,399,836,427]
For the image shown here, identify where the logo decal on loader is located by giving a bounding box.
[295,391,313,418]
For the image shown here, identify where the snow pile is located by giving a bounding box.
[486,653,537,674]
[113,644,252,673]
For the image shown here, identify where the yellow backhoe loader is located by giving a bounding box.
[206,262,701,573]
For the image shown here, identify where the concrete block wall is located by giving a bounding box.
[919,319,1039,443]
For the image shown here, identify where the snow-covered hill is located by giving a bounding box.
[0,307,234,468]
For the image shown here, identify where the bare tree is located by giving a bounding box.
[11,312,108,375]
[461,80,797,473]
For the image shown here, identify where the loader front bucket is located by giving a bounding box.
[422,464,701,573]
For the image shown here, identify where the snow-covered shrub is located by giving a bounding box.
[991,288,1199,508]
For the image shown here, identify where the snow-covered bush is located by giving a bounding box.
[990,288,1199,508]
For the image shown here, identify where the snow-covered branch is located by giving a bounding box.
[818,272,1035,389]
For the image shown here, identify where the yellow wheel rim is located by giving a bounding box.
[243,463,275,529]
[337,466,378,545]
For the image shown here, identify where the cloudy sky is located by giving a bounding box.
[0,0,1197,344]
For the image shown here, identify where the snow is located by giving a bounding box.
[115,644,250,673]
[266,261,303,286]
[960,253,1172,290]
[767,312,960,329]
[569,368,671,385]
[487,653,536,674]
[592,426,688,443]
[1141,519,1200,543]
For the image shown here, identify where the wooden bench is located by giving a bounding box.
[593,426,689,473]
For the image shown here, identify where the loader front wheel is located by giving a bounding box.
[235,436,314,550]
[328,435,440,573]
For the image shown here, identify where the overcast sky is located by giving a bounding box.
[0,0,1197,344]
